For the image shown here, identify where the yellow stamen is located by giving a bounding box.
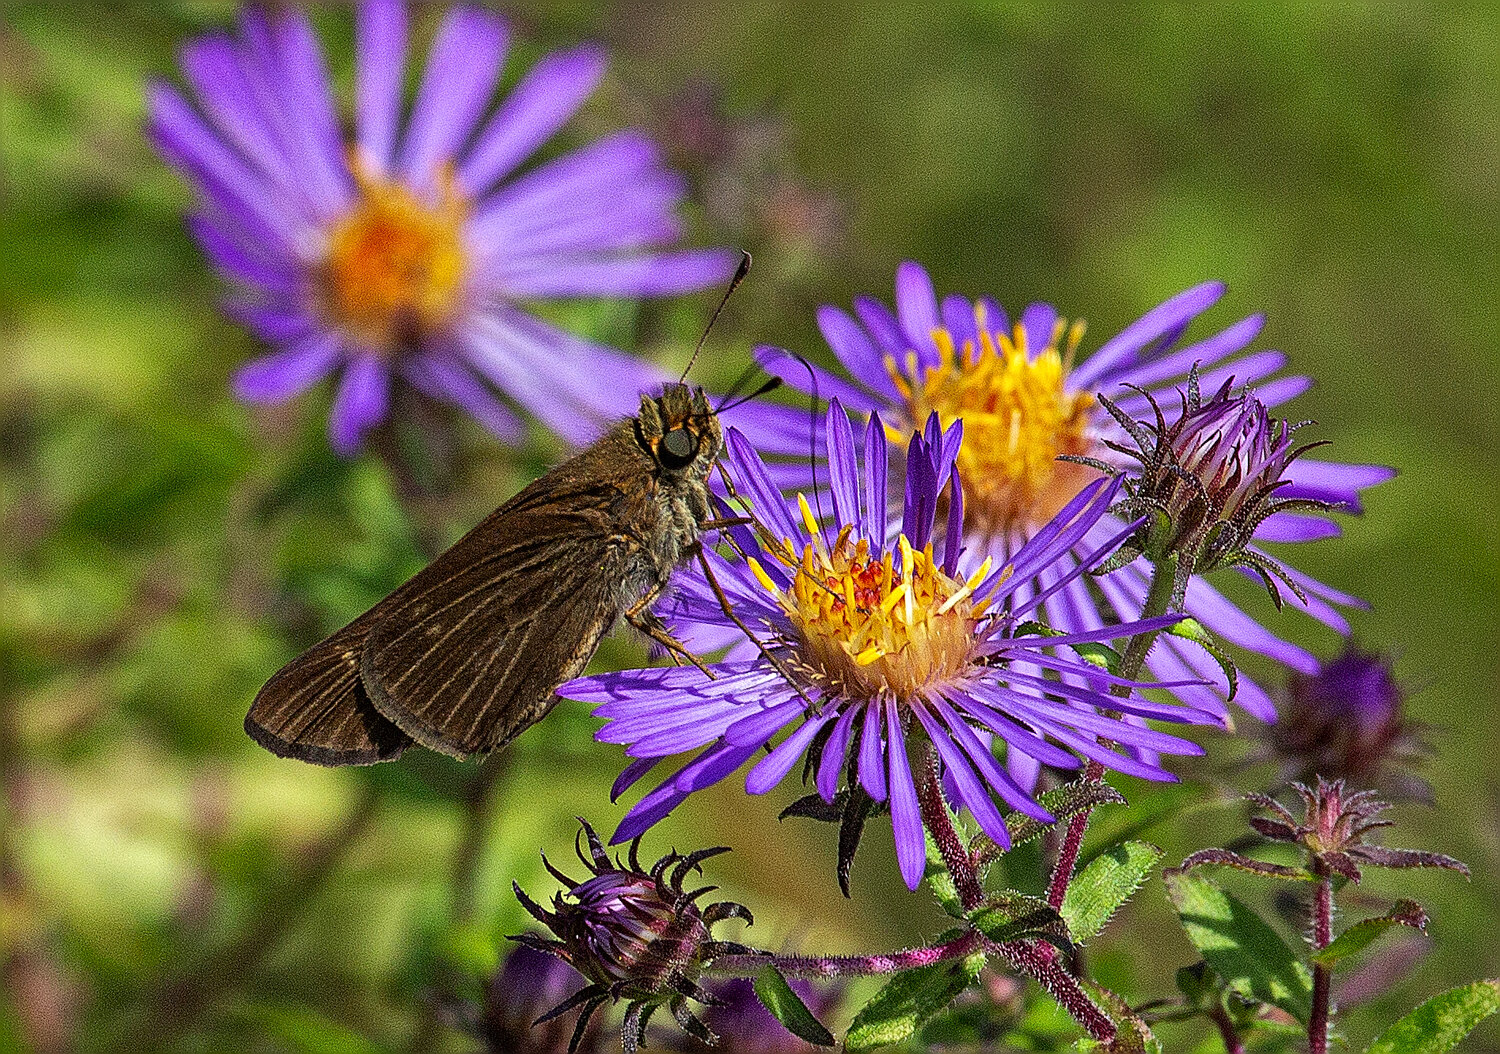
[887,305,1100,539]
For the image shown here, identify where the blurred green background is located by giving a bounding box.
[3,2,1497,1051]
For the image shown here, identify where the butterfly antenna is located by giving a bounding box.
[680,251,752,384]
[716,375,782,415]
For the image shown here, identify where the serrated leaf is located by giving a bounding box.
[1062,841,1164,942]
[1164,872,1312,1022]
[1170,849,1315,883]
[1365,979,1500,1054]
[968,893,1072,952]
[754,966,835,1047]
[976,781,1127,863]
[1313,900,1427,969]
[845,950,987,1052]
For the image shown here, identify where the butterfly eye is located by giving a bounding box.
[659,427,697,469]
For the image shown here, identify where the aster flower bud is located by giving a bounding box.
[480,944,604,1054]
[1265,646,1430,799]
[512,821,757,1053]
[1086,369,1336,597]
[1246,778,1468,884]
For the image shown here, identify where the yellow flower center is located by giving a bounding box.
[320,160,467,353]
[748,496,1000,703]
[887,308,1099,539]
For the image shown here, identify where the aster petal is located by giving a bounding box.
[612,756,660,801]
[932,695,1057,820]
[863,412,889,546]
[148,82,308,255]
[674,741,763,794]
[940,293,979,351]
[847,297,901,362]
[258,9,352,215]
[328,354,391,455]
[914,706,1009,847]
[1019,302,1058,354]
[825,399,863,532]
[354,0,408,173]
[1253,513,1341,543]
[400,6,509,189]
[186,214,300,295]
[894,261,940,367]
[724,428,803,543]
[1177,572,1322,673]
[745,713,835,795]
[1254,374,1313,408]
[858,703,887,802]
[816,704,862,802]
[884,702,926,890]
[400,352,526,442]
[494,249,735,298]
[1279,459,1395,511]
[1007,749,1042,797]
[1105,314,1266,390]
[232,332,342,402]
[957,686,1084,771]
[754,346,882,413]
[563,661,766,702]
[817,304,902,402]
[223,301,317,344]
[460,44,607,196]
[179,34,298,192]
[722,698,805,749]
[1072,281,1226,388]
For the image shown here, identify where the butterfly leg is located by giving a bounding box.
[624,597,717,681]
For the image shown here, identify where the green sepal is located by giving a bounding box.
[974,781,1127,864]
[1164,872,1312,1023]
[753,965,835,1047]
[1164,617,1238,702]
[1313,899,1427,969]
[844,932,988,1052]
[1365,979,1500,1054]
[1062,841,1164,942]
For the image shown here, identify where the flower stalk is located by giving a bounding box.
[1308,859,1335,1054]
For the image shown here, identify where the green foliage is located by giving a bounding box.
[844,941,988,1052]
[968,892,1073,951]
[1062,841,1164,943]
[1164,872,1313,1022]
[753,966,836,1047]
[1365,980,1500,1054]
[1313,900,1428,969]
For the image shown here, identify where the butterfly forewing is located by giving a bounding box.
[360,478,641,757]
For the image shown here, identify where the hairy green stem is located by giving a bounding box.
[1046,551,1180,914]
[708,931,986,979]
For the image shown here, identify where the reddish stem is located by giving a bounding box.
[917,747,984,911]
[1207,1005,1246,1054]
[1308,862,1334,1054]
[708,931,986,978]
[1046,759,1105,911]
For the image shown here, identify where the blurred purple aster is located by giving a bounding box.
[560,402,1212,890]
[149,0,733,454]
[748,263,1392,728]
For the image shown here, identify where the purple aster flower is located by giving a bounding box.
[747,263,1392,727]
[150,1,733,454]
[480,944,602,1054]
[1262,646,1430,800]
[513,821,756,1053]
[561,402,1213,890]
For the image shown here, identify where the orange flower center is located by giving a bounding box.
[320,162,467,352]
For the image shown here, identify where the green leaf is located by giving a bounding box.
[976,781,1127,863]
[1166,617,1238,702]
[754,965,835,1047]
[1062,841,1164,942]
[845,949,988,1052]
[968,893,1073,952]
[1365,980,1500,1054]
[1313,900,1428,969]
[1164,872,1312,1022]
[1073,980,1164,1053]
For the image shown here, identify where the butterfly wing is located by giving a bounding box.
[244,610,413,765]
[358,476,649,758]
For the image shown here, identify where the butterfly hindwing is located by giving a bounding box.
[244,610,413,765]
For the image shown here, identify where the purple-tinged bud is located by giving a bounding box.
[1266,646,1430,799]
[1088,370,1334,594]
[481,944,602,1054]
[1247,778,1468,883]
[512,821,758,1054]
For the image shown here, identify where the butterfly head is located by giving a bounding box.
[638,383,722,477]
